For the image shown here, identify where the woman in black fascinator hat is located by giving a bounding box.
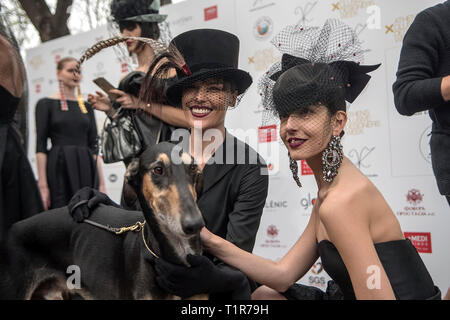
[197,19,441,300]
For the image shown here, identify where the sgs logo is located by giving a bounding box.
[308,261,326,287]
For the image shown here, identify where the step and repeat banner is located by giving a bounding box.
[25,0,449,294]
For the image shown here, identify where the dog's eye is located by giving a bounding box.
[189,164,198,176]
[153,166,164,175]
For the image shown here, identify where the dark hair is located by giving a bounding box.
[111,0,160,40]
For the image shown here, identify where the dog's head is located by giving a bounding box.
[125,142,204,245]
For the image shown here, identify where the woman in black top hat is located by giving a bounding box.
[185,20,440,300]
[70,28,268,299]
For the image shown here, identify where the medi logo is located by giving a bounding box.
[404,232,432,253]
[204,5,218,21]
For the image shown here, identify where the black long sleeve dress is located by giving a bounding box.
[35,98,99,209]
[0,85,44,240]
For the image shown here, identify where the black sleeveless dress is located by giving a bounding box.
[35,98,99,209]
[0,86,44,240]
[282,238,440,300]
[317,238,440,300]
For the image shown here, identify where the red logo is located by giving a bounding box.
[204,5,218,21]
[35,84,41,94]
[268,163,274,171]
[311,262,323,274]
[54,55,61,64]
[258,125,277,143]
[406,189,423,205]
[404,232,432,253]
[121,63,129,74]
[267,225,278,238]
[301,160,313,175]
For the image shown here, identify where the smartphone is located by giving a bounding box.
[93,77,120,101]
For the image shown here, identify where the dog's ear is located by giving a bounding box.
[124,158,140,191]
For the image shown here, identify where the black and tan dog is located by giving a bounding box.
[0,142,206,299]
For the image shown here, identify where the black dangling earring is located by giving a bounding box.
[289,154,302,188]
[322,135,343,183]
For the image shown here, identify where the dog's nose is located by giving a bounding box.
[182,215,204,235]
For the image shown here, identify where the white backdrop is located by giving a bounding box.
[25,0,449,295]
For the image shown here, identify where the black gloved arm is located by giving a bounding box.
[67,187,122,222]
[151,254,251,300]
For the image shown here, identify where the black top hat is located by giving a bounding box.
[165,29,253,106]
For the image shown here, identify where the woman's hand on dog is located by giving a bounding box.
[146,253,251,299]
[67,187,121,222]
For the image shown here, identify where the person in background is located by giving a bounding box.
[393,1,450,206]
[35,57,106,210]
[0,30,43,240]
[87,0,189,209]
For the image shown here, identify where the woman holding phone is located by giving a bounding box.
[87,0,189,209]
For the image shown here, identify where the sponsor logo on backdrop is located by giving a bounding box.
[301,160,313,175]
[404,232,432,253]
[332,0,375,19]
[385,15,415,43]
[170,16,194,27]
[345,109,381,135]
[267,225,278,238]
[121,63,129,74]
[347,146,378,178]
[248,47,280,72]
[294,1,317,25]
[407,189,423,205]
[249,0,276,12]
[51,48,65,64]
[108,174,118,183]
[253,16,273,40]
[29,55,44,71]
[396,189,435,217]
[300,193,316,215]
[68,46,89,57]
[258,125,277,143]
[265,200,288,209]
[204,5,218,21]
[419,125,432,164]
[308,261,327,288]
[260,225,287,249]
[32,78,45,93]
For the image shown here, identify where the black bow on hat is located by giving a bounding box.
[271,54,381,103]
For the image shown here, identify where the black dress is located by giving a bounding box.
[0,86,44,240]
[317,238,440,300]
[35,98,98,209]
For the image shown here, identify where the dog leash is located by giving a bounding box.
[83,219,159,258]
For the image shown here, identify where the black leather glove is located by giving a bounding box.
[146,253,251,299]
[68,187,121,222]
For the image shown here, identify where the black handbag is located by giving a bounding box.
[100,108,142,163]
